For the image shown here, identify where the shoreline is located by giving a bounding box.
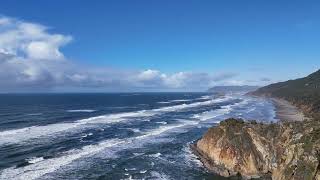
[191,96,310,179]
[271,97,307,122]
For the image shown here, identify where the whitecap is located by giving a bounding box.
[155,121,167,125]
[132,153,144,156]
[140,170,147,174]
[0,138,123,180]
[0,96,232,146]
[27,157,44,164]
[170,99,191,102]
[66,109,96,113]
[192,98,248,122]
[0,116,207,179]
[124,168,136,171]
[196,95,211,100]
[149,171,171,180]
[157,101,171,104]
[148,153,161,158]
[182,142,203,167]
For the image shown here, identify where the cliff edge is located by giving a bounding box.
[193,118,320,179]
[193,70,320,179]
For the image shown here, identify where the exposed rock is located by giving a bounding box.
[193,118,320,180]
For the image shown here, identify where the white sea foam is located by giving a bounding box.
[81,133,93,138]
[155,121,167,125]
[66,109,96,113]
[196,95,212,100]
[170,99,191,102]
[27,157,44,164]
[124,168,137,171]
[182,142,203,167]
[0,111,153,145]
[0,117,201,180]
[192,98,249,122]
[0,138,123,180]
[0,97,231,145]
[157,101,171,104]
[133,152,144,156]
[192,106,232,121]
[148,153,162,158]
[149,171,171,180]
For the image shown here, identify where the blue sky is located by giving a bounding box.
[0,0,319,92]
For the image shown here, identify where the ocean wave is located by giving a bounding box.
[26,157,44,164]
[0,117,202,180]
[66,109,96,113]
[192,105,232,121]
[196,95,212,100]
[157,101,171,104]
[148,153,162,158]
[170,99,191,102]
[0,96,232,145]
[192,98,249,122]
[182,142,203,167]
[0,138,123,180]
[155,121,167,125]
[81,132,93,138]
[149,171,171,180]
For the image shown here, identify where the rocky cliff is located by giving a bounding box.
[193,118,320,179]
[194,70,320,179]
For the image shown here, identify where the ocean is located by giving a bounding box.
[0,93,276,180]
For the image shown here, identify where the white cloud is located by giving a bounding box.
[0,16,239,92]
[0,16,71,60]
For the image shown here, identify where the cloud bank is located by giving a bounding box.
[0,16,239,92]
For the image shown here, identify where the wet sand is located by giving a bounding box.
[272,98,308,122]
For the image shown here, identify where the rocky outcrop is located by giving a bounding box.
[193,118,320,180]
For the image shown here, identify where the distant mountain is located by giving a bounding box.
[252,69,320,117]
[208,85,260,94]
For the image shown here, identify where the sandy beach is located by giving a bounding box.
[272,98,308,122]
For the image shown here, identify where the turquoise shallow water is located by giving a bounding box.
[0,93,275,179]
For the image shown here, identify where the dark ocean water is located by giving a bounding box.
[0,93,276,180]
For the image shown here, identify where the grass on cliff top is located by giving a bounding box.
[253,69,320,117]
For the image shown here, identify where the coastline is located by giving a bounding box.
[191,96,313,179]
[271,97,308,122]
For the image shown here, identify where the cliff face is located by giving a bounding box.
[194,70,320,179]
[193,119,320,180]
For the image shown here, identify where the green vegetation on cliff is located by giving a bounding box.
[194,69,320,179]
[195,118,320,179]
[252,69,320,117]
